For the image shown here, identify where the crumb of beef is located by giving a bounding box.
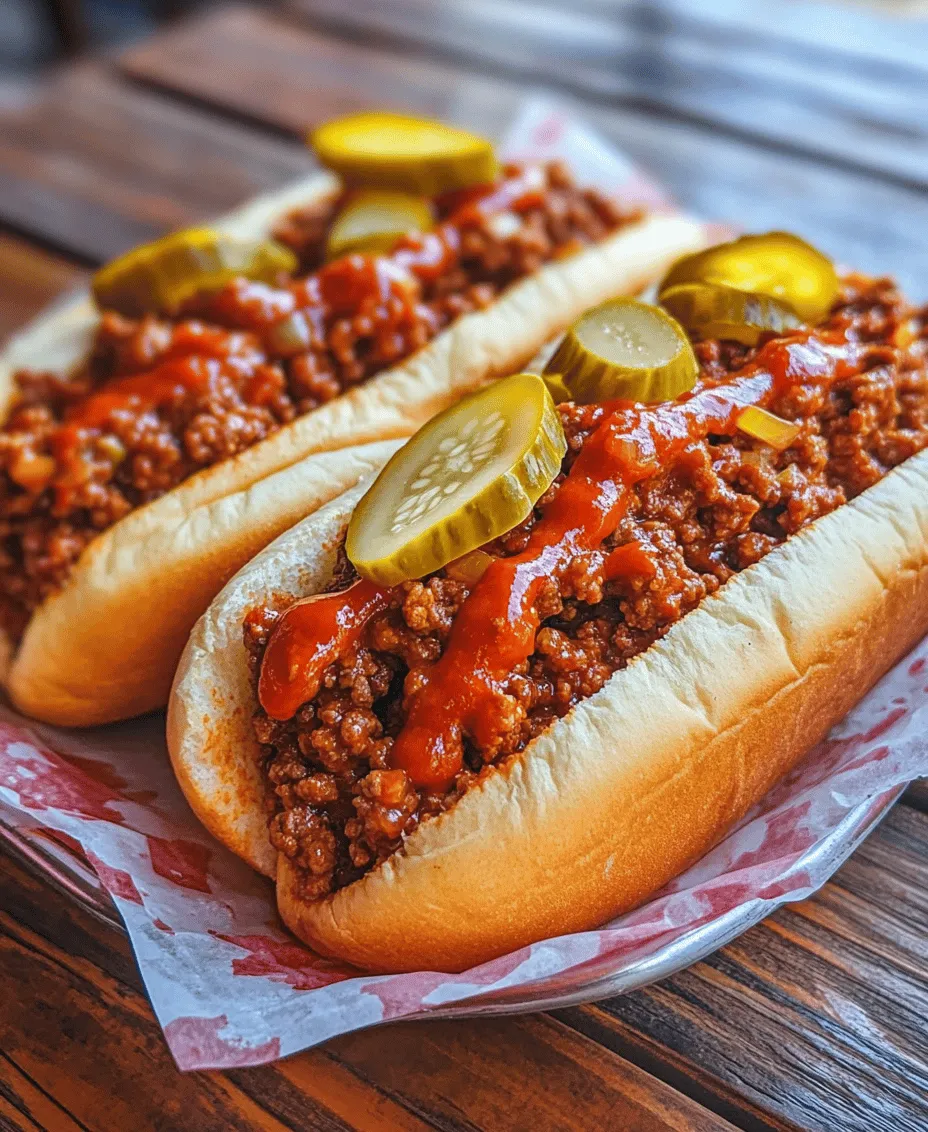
[272,193,341,274]
[249,276,928,902]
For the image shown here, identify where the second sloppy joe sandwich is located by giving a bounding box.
[0,111,703,725]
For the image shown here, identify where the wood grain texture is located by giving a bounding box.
[552,0,928,70]
[557,804,928,1132]
[0,1053,86,1132]
[0,233,86,346]
[287,0,928,187]
[0,63,312,263]
[0,911,297,1132]
[3,800,927,1132]
[117,5,928,297]
[904,778,928,811]
[0,850,735,1132]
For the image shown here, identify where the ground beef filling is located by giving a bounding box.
[246,275,928,901]
[0,163,628,639]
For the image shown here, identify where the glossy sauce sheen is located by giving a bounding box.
[257,579,388,720]
[258,329,863,787]
[29,169,550,503]
[275,168,547,342]
[41,325,266,501]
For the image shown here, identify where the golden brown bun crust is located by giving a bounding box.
[170,449,928,972]
[1,175,705,725]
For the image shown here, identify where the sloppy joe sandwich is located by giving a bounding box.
[170,231,928,972]
[0,111,704,725]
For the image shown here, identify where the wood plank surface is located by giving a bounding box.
[905,778,928,811]
[117,6,928,296]
[559,804,928,1132]
[287,0,928,187]
[0,62,313,263]
[0,850,736,1132]
[3,802,927,1131]
[0,233,87,346]
[320,1016,738,1132]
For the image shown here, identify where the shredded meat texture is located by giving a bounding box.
[0,163,628,639]
[247,274,928,902]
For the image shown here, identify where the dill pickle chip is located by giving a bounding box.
[346,373,566,586]
[92,228,297,316]
[326,189,434,260]
[310,112,498,196]
[660,281,803,345]
[542,372,573,404]
[544,298,698,404]
[659,232,838,323]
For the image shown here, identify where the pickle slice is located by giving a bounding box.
[660,281,803,345]
[737,406,801,450]
[326,189,434,260]
[346,373,566,585]
[659,232,838,323]
[544,298,698,404]
[542,372,573,404]
[92,228,297,316]
[310,112,498,197]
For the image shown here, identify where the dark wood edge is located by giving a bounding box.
[279,1,928,194]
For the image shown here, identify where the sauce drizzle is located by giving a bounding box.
[258,579,388,721]
[257,331,864,788]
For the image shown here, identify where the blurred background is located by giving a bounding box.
[2,0,199,74]
[3,0,927,75]
[2,0,927,344]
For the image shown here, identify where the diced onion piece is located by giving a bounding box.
[660,281,802,345]
[267,310,312,356]
[346,373,566,585]
[95,435,127,464]
[445,549,495,584]
[310,112,498,196]
[326,189,434,260]
[9,451,56,490]
[737,406,802,450]
[545,298,698,404]
[486,211,522,241]
[92,228,297,317]
[659,231,838,323]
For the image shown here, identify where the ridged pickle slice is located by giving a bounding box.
[326,189,434,259]
[310,112,498,197]
[92,228,297,316]
[659,232,838,322]
[660,281,803,345]
[541,372,572,404]
[346,373,566,586]
[545,298,698,404]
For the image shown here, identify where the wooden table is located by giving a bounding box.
[1,3,927,1129]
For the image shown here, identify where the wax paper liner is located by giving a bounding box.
[1,98,926,1070]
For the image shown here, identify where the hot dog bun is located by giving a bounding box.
[169,449,928,972]
[1,171,705,725]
